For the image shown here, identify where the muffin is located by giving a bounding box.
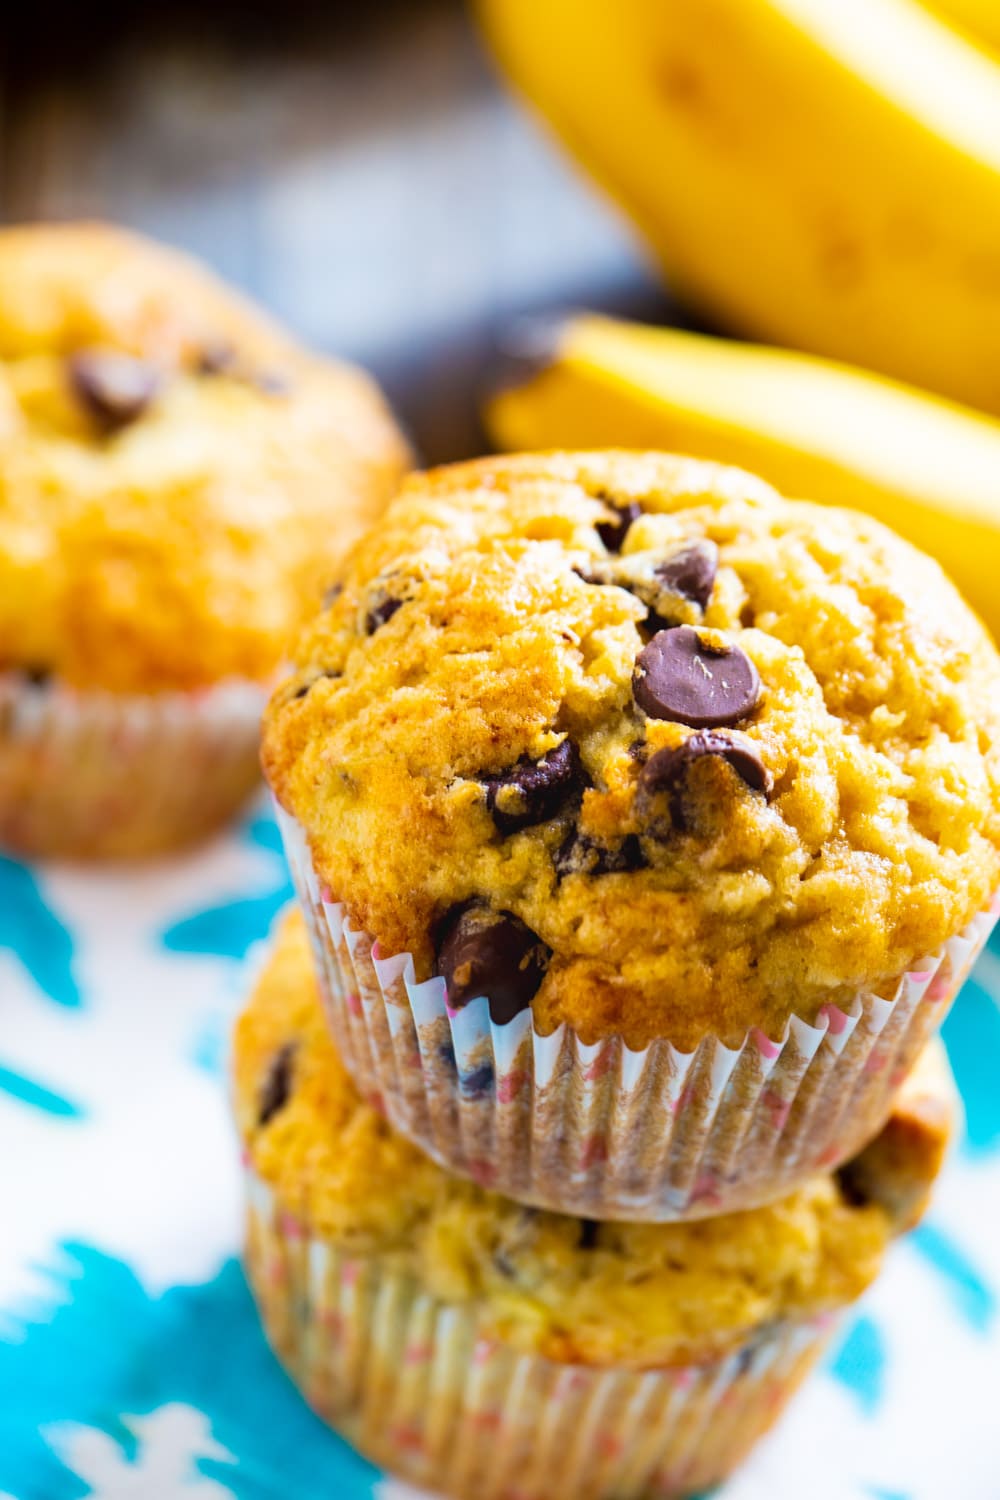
[263,451,1000,1217]
[235,912,957,1500]
[0,222,410,857]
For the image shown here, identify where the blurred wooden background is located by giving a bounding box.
[0,0,675,461]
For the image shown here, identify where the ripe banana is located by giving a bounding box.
[485,313,1000,639]
[476,0,1000,416]
[924,0,1000,54]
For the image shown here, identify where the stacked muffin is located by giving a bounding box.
[0,223,410,857]
[245,452,1000,1497]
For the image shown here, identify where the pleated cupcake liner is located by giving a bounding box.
[244,1166,836,1500]
[0,672,268,858]
[277,806,997,1221]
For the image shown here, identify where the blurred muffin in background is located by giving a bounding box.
[0,222,410,858]
[234,911,957,1500]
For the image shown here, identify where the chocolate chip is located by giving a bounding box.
[69,350,162,431]
[366,596,403,634]
[578,1220,601,1250]
[554,830,645,877]
[436,904,550,1025]
[835,1162,871,1210]
[596,499,642,552]
[258,1043,296,1126]
[654,541,718,612]
[638,732,771,830]
[18,665,52,689]
[322,581,344,609]
[484,740,583,836]
[633,626,761,728]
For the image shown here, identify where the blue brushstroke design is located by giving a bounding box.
[160,814,293,962]
[0,856,80,1008]
[866,1489,910,1500]
[828,1314,886,1416]
[0,1064,83,1118]
[943,972,1000,1156]
[0,1244,378,1500]
[910,1223,996,1333]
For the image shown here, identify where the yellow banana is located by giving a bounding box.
[485,313,1000,639]
[923,0,1000,54]
[476,0,1000,416]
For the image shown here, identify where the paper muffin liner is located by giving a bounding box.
[244,1166,837,1500]
[277,806,998,1221]
[0,672,268,858]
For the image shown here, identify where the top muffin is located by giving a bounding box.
[263,451,1000,1050]
[0,223,410,692]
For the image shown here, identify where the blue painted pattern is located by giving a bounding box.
[2,804,1000,1498]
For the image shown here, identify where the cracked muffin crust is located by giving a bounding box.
[0,222,410,692]
[263,451,1000,1049]
[234,912,956,1369]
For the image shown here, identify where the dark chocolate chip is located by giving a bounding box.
[69,350,162,431]
[258,1043,296,1126]
[18,665,52,689]
[835,1161,872,1211]
[596,499,642,552]
[654,540,718,612]
[638,732,771,830]
[460,1061,495,1099]
[436,904,550,1025]
[578,1219,601,1250]
[633,626,760,728]
[366,596,403,634]
[484,740,583,836]
[554,830,645,878]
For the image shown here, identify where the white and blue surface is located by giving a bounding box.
[3,801,1000,1500]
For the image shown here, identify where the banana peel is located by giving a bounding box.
[485,313,1000,641]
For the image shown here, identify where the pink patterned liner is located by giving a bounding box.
[244,1165,837,1500]
[277,805,998,1221]
[0,672,268,858]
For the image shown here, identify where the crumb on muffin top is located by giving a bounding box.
[0,223,410,692]
[235,913,953,1369]
[263,451,1000,1048]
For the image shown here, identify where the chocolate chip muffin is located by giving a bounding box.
[0,222,410,856]
[236,912,956,1500]
[264,451,999,1217]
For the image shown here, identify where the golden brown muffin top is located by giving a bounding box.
[234,912,955,1370]
[264,451,1000,1048]
[0,223,410,692]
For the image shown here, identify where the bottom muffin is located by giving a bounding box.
[233,913,957,1500]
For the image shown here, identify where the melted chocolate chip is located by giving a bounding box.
[654,540,718,612]
[484,740,583,836]
[436,904,550,1025]
[69,350,162,431]
[366,596,403,634]
[258,1043,296,1126]
[596,499,642,552]
[554,830,645,878]
[638,732,771,830]
[633,626,761,728]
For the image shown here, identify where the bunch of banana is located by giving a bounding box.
[485,313,1000,640]
[476,0,1000,417]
